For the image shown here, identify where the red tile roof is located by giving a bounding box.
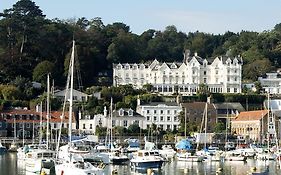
[234,110,268,121]
[1,109,75,123]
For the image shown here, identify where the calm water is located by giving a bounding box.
[1,152,281,175]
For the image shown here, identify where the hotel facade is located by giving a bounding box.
[113,50,243,95]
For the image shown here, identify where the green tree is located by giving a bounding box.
[32,60,55,87]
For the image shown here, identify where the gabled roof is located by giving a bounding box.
[54,88,89,96]
[112,108,144,118]
[181,102,216,111]
[234,110,268,121]
[140,102,180,107]
[213,102,245,112]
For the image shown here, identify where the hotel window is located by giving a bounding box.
[174,116,177,121]
[147,125,150,129]
[90,124,92,129]
[203,71,206,75]
[204,78,207,83]
[174,110,177,114]
[83,124,86,129]
[147,116,150,121]
[167,116,171,121]
[234,88,237,93]
[154,116,157,121]
[160,116,164,121]
[216,70,218,74]
[173,125,177,131]
[227,88,230,93]
[147,110,150,114]
[154,110,157,114]
[234,77,237,81]
[160,125,164,130]
[167,125,171,130]
[160,110,163,114]
[227,77,230,82]
[167,110,170,114]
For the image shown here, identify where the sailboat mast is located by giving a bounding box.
[39,101,43,145]
[110,98,113,151]
[13,116,16,141]
[68,40,75,144]
[267,92,270,150]
[47,73,50,150]
[204,101,208,149]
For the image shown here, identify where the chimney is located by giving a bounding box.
[137,95,141,106]
[194,52,198,57]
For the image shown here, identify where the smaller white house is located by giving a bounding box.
[54,89,90,102]
[79,114,105,134]
[79,107,145,134]
[258,73,281,94]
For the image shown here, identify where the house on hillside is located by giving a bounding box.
[113,50,243,95]
[54,89,90,102]
[79,107,145,135]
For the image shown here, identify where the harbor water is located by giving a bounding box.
[1,152,281,175]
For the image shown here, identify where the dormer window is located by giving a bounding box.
[128,109,133,116]
[119,109,124,116]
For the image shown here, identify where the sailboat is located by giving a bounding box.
[24,74,57,175]
[55,40,105,175]
[8,116,18,152]
[94,98,129,164]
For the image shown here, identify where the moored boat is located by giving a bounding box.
[130,150,164,170]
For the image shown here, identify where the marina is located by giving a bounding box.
[1,152,281,175]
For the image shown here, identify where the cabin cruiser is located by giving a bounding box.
[130,150,164,169]
[159,145,176,160]
[0,142,7,154]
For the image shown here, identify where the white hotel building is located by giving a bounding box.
[113,50,243,95]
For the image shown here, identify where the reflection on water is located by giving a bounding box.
[1,153,281,175]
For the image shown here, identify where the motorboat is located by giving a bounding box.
[130,150,164,169]
[25,149,56,174]
[176,151,204,162]
[224,150,247,161]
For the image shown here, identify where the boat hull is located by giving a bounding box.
[130,160,164,169]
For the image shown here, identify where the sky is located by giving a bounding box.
[1,0,281,35]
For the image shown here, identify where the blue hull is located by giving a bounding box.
[131,161,164,169]
[0,147,7,154]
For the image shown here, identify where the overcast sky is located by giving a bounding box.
[2,0,281,35]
